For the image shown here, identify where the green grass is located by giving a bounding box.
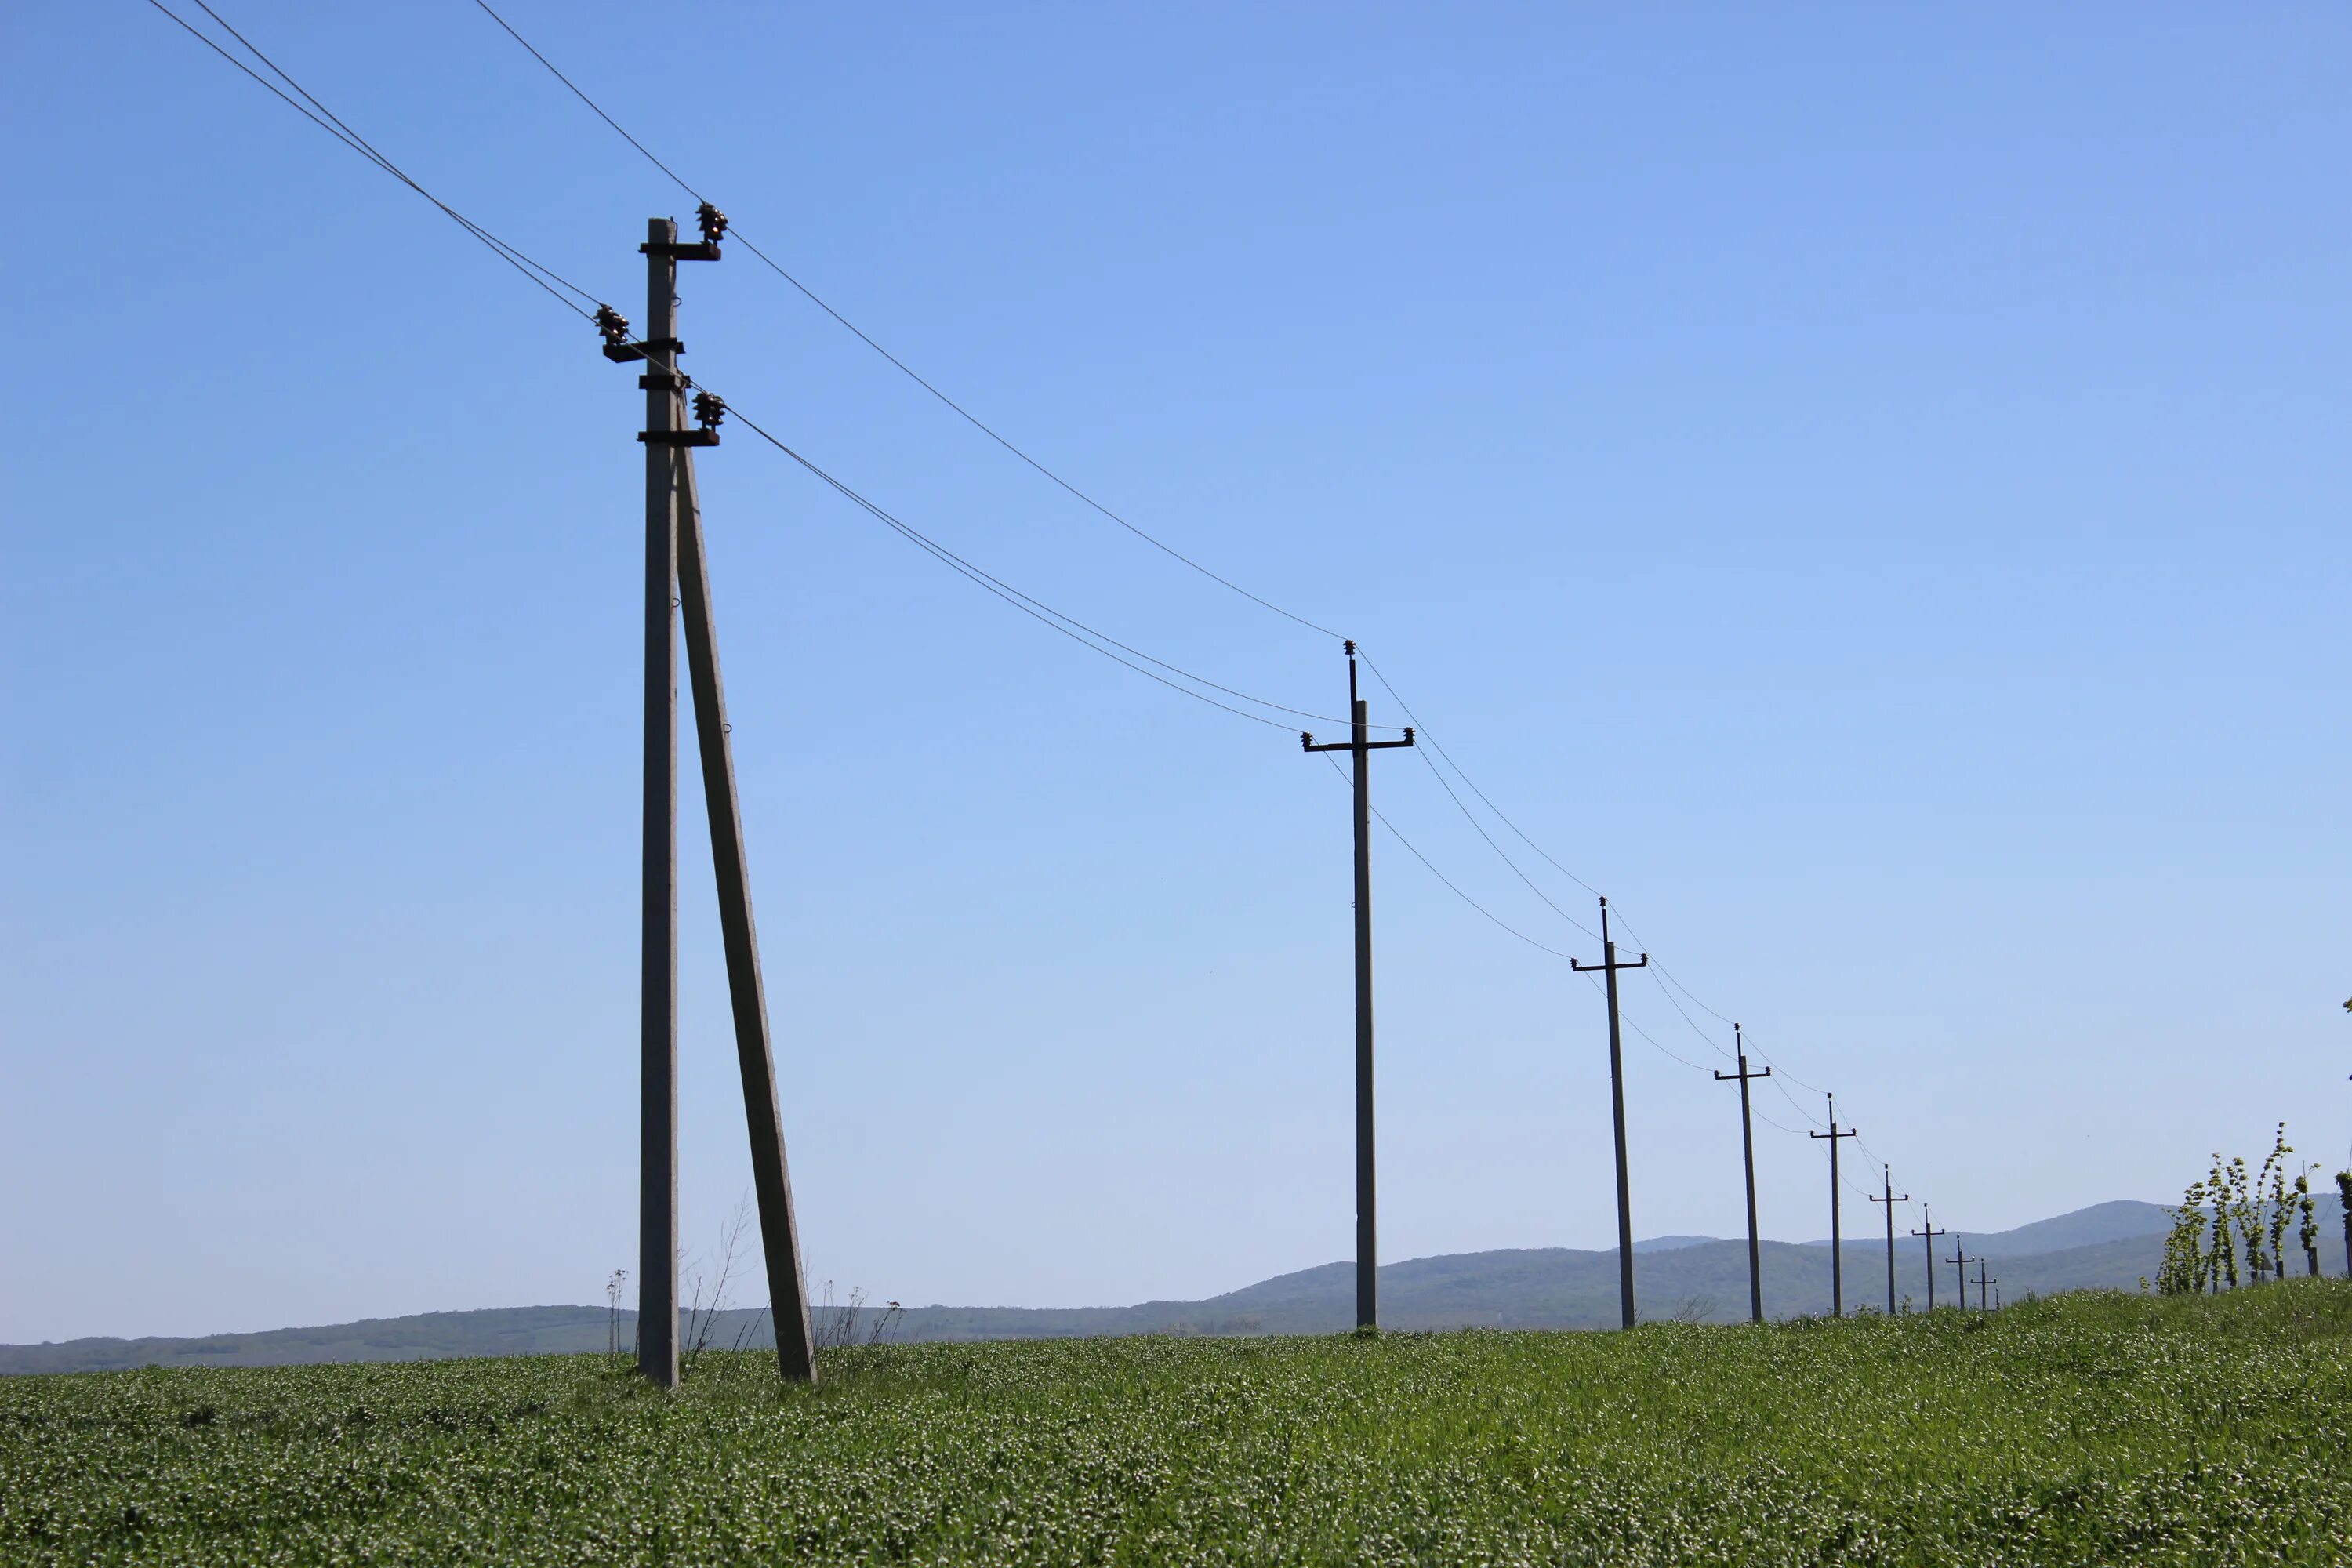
[7,1283,2352,1565]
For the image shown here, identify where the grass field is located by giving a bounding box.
[6,1283,2350,1565]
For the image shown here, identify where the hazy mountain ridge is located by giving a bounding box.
[11,1200,2339,1374]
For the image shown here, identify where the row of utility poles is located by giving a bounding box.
[610,213,1998,1388]
[1303,641,1995,1334]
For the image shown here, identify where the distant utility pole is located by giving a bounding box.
[1945,1235,1976,1313]
[1810,1094,1857,1318]
[1911,1207,1947,1312]
[1571,898,1649,1330]
[1868,1166,1910,1316]
[1973,1258,1997,1312]
[1715,1025,1773,1324]
[1299,640,1414,1332]
[607,209,817,1387]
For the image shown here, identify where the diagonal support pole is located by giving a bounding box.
[673,408,818,1384]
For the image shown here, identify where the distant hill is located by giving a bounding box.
[9,1200,2341,1374]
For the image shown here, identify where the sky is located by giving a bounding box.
[2,3,2347,1345]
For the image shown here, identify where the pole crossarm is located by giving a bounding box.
[1303,735,1414,752]
[1810,1094,1857,1317]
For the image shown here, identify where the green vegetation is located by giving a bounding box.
[2155,1124,2328,1294]
[9,1285,2352,1564]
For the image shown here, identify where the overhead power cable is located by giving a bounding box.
[473,0,1894,1124]
[470,0,1348,642]
[148,0,597,319]
[1316,756,1578,960]
[165,0,1912,1187]
[730,408,1363,732]
[155,0,1360,742]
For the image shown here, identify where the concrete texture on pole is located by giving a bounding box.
[638,217,681,1389]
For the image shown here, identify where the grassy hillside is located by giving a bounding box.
[8,1283,2351,1564]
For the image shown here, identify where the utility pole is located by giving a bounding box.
[1299,640,1414,1332]
[1911,1206,1947,1312]
[1868,1165,1909,1316]
[1810,1093,1857,1318]
[1715,1025,1773,1324]
[1973,1257,1997,1312]
[1945,1234,1976,1314]
[604,208,817,1385]
[1571,898,1649,1329]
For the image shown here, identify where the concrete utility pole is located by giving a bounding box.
[607,209,817,1385]
[1571,898,1649,1330]
[1946,1235,1976,1314]
[1911,1207,1947,1312]
[629,215,684,1390]
[1973,1258,1997,1312]
[1867,1166,1910,1316]
[1811,1094,1857,1318]
[1299,641,1414,1332]
[1715,1026,1773,1324]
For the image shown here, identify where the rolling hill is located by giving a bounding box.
[8,1199,2339,1374]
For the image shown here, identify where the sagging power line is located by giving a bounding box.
[140,0,1962,1335]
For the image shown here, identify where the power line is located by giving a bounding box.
[1358,652,1607,907]
[165,0,1919,1199]
[470,0,1348,643]
[470,0,1905,1130]
[1320,757,1578,960]
[729,409,1348,733]
[1641,967,1737,1064]
[148,0,597,319]
[1607,993,1715,1074]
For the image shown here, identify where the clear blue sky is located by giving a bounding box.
[3,3,2346,1345]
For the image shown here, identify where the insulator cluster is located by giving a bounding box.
[691,391,727,430]
[595,304,631,347]
[697,203,728,244]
